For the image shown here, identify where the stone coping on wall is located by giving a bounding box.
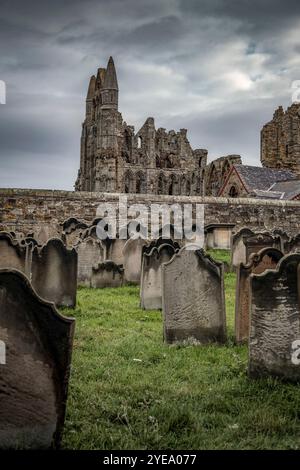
[1,188,300,207]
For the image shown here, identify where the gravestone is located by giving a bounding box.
[235,247,283,343]
[107,238,126,265]
[284,234,300,254]
[0,269,75,449]
[249,253,300,381]
[140,243,178,310]
[231,228,254,270]
[76,237,104,287]
[142,237,181,256]
[162,248,226,344]
[31,238,77,307]
[61,218,88,247]
[91,261,124,288]
[122,237,147,284]
[245,232,281,261]
[0,232,31,276]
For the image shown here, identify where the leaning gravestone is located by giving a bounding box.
[140,243,179,310]
[0,269,75,449]
[162,248,226,344]
[249,253,300,381]
[235,247,283,343]
[76,237,105,287]
[91,261,124,288]
[31,238,77,307]
[122,237,147,284]
[0,232,31,276]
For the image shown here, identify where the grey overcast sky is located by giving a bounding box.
[1,0,300,190]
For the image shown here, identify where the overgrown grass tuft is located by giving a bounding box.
[61,250,300,450]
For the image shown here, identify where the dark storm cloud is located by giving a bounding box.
[0,0,300,189]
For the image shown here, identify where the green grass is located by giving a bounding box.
[207,248,231,265]
[61,251,300,450]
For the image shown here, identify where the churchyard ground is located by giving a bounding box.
[61,250,300,450]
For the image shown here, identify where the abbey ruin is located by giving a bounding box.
[75,57,300,200]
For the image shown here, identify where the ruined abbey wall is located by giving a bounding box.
[261,103,300,176]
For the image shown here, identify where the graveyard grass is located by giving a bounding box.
[61,250,300,450]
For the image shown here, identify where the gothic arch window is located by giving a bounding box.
[136,172,146,194]
[158,173,164,195]
[229,185,238,198]
[186,180,191,196]
[168,175,176,195]
[124,129,132,153]
[137,136,142,149]
[196,176,202,195]
[124,171,134,194]
[207,164,219,196]
[181,176,186,195]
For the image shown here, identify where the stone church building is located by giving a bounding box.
[75,57,208,196]
[76,57,300,199]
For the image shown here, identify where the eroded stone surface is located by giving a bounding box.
[0,269,75,449]
[162,248,226,344]
[76,237,104,287]
[0,232,31,276]
[91,261,124,288]
[249,253,300,381]
[31,238,77,307]
[140,243,178,310]
[122,237,147,284]
[235,247,283,344]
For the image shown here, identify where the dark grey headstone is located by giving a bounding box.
[249,253,300,381]
[0,269,75,449]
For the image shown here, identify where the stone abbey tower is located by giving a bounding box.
[261,103,300,176]
[75,57,208,195]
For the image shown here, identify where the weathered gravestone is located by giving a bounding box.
[76,237,105,287]
[231,228,255,270]
[235,247,283,344]
[143,237,181,256]
[107,238,126,266]
[284,234,300,254]
[91,261,124,288]
[249,253,300,381]
[0,269,75,449]
[140,243,179,310]
[0,232,31,276]
[231,228,281,270]
[61,218,88,247]
[244,232,281,261]
[122,237,147,284]
[162,248,226,344]
[31,238,77,307]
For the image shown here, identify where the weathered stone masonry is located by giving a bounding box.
[1,189,300,241]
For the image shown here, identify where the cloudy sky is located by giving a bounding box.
[1,0,300,190]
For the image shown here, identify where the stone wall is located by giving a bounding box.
[1,189,300,241]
